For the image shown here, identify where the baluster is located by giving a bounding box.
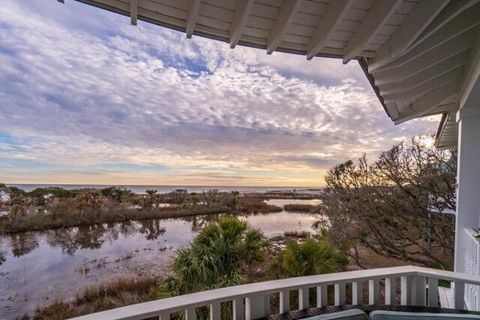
[317,285,328,307]
[401,276,412,305]
[454,281,465,310]
[233,297,244,320]
[299,287,309,310]
[385,277,396,305]
[210,302,221,320]
[280,289,290,313]
[428,278,439,307]
[412,276,426,306]
[186,307,197,320]
[334,283,345,306]
[245,294,269,320]
[159,311,170,320]
[352,281,363,305]
[264,294,271,315]
[369,279,380,304]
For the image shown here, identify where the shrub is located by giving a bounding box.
[270,237,348,278]
[161,216,268,296]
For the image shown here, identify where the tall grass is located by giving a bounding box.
[33,277,159,320]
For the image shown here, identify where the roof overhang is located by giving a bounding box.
[63,0,480,148]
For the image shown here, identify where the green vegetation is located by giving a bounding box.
[270,237,348,278]
[161,216,268,295]
[28,187,76,199]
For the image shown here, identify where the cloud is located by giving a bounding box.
[0,0,439,186]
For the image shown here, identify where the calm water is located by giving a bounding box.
[0,199,320,319]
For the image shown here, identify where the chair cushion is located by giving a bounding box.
[369,310,480,320]
[303,309,368,320]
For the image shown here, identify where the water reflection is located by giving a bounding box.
[9,233,39,257]
[0,199,320,318]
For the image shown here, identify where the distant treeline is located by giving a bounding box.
[0,185,282,234]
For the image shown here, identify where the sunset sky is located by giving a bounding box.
[0,0,439,187]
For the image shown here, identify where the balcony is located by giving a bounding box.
[71,266,480,320]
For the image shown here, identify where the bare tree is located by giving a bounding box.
[318,136,456,268]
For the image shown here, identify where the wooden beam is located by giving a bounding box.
[377,6,480,71]
[306,0,352,60]
[342,0,402,63]
[229,0,255,49]
[383,67,464,103]
[266,0,302,54]
[368,0,450,72]
[374,30,474,82]
[375,51,469,95]
[459,28,480,108]
[186,0,201,38]
[130,0,138,26]
[394,81,459,124]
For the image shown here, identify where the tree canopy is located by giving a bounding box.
[319,137,456,268]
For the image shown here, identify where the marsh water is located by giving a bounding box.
[0,199,320,318]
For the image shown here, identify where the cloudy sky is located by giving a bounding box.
[0,0,439,187]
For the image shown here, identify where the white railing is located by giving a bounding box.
[465,228,480,311]
[70,266,480,320]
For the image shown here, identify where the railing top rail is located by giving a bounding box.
[70,266,480,320]
[415,266,480,285]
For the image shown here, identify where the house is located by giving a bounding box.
[54,0,480,319]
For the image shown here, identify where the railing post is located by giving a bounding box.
[428,278,439,307]
[334,283,345,306]
[412,276,426,306]
[369,279,380,304]
[352,281,363,305]
[317,285,328,307]
[210,302,221,320]
[233,297,245,320]
[401,276,412,305]
[454,281,466,310]
[159,311,170,320]
[299,287,309,310]
[279,289,290,313]
[245,294,267,320]
[385,277,396,305]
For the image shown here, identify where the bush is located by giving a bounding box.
[161,216,268,296]
[270,237,348,278]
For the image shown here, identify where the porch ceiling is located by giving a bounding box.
[69,0,480,148]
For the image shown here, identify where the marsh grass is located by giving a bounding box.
[0,196,282,234]
[0,206,227,234]
[32,277,159,320]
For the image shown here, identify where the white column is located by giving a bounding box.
[454,107,480,273]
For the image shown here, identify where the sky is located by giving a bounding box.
[0,0,439,187]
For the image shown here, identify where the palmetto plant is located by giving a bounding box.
[164,216,268,295]
[270,237,348,278]
[159,216,268,319]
